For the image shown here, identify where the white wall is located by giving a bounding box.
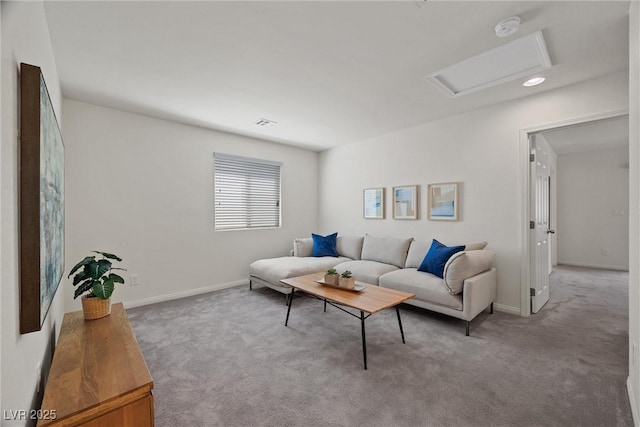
[1,1,65,424]
[318,71,628,313]
[627,2,640,424]
[556,146,629,270]
[63,100,318,312]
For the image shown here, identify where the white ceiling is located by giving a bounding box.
[540,115,629,155]
[42,1,630,151]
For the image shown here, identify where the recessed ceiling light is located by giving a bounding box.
[523,77,546,87]
[495,16,521,37]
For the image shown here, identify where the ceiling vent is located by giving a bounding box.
[254,118,278,127]
[425,31,551,98]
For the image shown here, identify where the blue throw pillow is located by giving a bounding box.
[311,233,339,257]
[418,239,465,278]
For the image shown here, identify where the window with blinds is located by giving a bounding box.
[214,153,282,231]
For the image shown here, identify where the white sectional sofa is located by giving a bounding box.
[249,234,497,335]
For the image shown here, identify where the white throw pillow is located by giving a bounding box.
[463,241,488,251]
[293,237,313,257]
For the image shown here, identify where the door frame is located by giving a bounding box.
[519,108,628,317]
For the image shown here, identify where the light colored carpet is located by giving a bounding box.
[128,265,632,427]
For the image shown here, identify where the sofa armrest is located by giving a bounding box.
[461,268,497,321]
[443,250,495,295]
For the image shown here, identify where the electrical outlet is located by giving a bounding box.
[130,274,140,286]
[36,362,42,393]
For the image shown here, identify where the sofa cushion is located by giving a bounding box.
[312,233,338,257]
[379,269,463,310]
[443,249,495,295]
[360,234,412,268]
[293,237,313,257]
[334,260,398,285]
[405,239,488,268]
[418,240,464,278]
[336,236,364,260]
[405,240,431,268]
[250,256,351,285]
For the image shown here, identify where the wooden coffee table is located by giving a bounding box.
[280,272,415,369]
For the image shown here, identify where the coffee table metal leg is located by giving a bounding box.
[360,311,367,370]
[285,290,294,326]
[324,299,327,313]
[396,306,406,344]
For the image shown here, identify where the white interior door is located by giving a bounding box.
[530,134,552,314]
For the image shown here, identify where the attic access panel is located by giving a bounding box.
[426,31,552,97]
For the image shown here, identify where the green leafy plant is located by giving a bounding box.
[69,251,126,300]
[327,268,337,275]
[341,270,352,278]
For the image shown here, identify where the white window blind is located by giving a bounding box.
[214,153,282,231]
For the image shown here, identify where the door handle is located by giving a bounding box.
[547,229,555,234]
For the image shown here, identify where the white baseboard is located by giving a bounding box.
[493,303,520,316]
[123,279,248,309]
[629,377,639,427]
[557,261,629,272]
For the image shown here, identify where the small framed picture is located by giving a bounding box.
[363,188,385,219]
[393,185,418,219]
[428,182,459,221]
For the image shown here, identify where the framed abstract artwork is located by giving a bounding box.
[393,185,417,219]
[428,182,459,221]
[20,63,65,334]
[363,188,385,219]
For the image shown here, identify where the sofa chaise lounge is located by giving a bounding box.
[249,234,497,335]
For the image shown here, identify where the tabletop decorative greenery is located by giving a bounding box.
[339,270,355,288]
[324,268,339,285]
[69,251,126,300]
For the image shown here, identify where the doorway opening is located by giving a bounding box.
[520,111,629,316]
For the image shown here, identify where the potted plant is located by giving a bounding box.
[69,251,126,320]
[339,270,355,289]
[324,268,339,285]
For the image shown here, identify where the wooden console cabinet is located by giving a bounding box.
[38,303,154,426]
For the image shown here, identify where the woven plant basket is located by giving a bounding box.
[81,295,111,320]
